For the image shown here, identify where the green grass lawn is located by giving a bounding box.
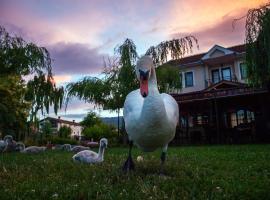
[0,145,270,200]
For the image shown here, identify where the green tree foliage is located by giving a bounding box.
[41,120,52,139]
[67,37,198,110]
[58,125,72,138]
[79,111,117,140]
[245,2,270,87]
[82,124,117,141]
[80,111,102,127]
[0,26,64,137]
[0,75,29,139]
[156,63,182,93]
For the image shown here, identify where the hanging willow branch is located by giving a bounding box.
[0,26,65,121]
[145,36,199,66]
[245,2,270,87]
[65,77,111,109]
[66,36,199,111]
[25,75,64,120]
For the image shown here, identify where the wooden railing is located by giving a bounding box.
[172,87,268,103]
[205,75,239,86]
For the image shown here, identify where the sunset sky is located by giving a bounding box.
[0,0,268,120]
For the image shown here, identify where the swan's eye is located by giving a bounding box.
[139,69,149,80]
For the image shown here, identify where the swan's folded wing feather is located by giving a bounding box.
[161,93,179,126]
[123,89,144,123]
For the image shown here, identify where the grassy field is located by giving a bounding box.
[0,145,270,200]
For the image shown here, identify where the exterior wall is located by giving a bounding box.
[210,49,225,58]
[180,65,205,93]
[57,122,82,138]
[235,59,248,84]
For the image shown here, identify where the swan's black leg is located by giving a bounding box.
[122,140,135,172]
[160,145,168,175]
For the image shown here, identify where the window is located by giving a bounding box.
[221,67,232,81]
[240,63,247,79]
[184,71,194,87]
[237,110,245,125]
[179,73,183,87]
[211,69,220,83]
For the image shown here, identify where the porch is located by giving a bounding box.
[171,82,270,145]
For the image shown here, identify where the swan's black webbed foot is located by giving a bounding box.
[122,141,135,172]
[122,154,135,172]
[159,151,166,176]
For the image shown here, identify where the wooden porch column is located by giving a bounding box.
[214,93,220,143]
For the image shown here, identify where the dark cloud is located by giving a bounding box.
[48,42,107,75]
[171,13,246,51]
[1,23,107,76]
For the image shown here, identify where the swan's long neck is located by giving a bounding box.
[97,145,105,160]
[19,143,25,152]
[148,67,159,95]
[140,66,168,124]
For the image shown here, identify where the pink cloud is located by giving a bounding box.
[171,10,246,52]
[48,42,107,75]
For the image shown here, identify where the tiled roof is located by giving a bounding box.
[167,44,245,66]
[228,44,246,53]
[40,117,82,126]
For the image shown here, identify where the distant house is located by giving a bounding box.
[39,117,83,139]
[169,44,270,144]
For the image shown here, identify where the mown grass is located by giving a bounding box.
[0,145,270,200]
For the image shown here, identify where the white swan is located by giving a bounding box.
[72,138,108,164]
[70,145,90,153]
[0,135,11,152]
[62,144,72,151]
[123,56,179,172]
[0,135,15,152]
[17,142,46,154]
[61,144,90,152]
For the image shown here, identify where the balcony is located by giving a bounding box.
[205,75,238,87]
[172,86,267,103]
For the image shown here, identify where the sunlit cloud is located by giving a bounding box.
[53,75,72,85]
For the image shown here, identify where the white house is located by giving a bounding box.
[168,44,247,94]
[40,117,83,139]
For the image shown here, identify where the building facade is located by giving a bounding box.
[169,44,270,144]
[40,117,83,139]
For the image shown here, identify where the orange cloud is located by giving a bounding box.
[167,0,268,34]
[53,75,72,85]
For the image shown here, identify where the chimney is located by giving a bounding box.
[73,120,75,123]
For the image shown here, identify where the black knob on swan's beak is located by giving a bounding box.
[142,92,147,98]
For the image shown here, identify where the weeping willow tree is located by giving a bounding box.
[0,26,64,138]
[245,2,270,88]
[67,37,198,108]
[67,37,198,134]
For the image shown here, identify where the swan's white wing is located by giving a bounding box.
[123,89,144,138]
[0,141,7,152]
[161,93,179,127]
[73,150,98,163]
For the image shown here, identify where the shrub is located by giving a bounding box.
[58,126,72,138]
[50,136,78,145]
[82,123,117,140]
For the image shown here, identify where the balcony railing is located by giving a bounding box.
[205,75,238,87]
[172,87,268,103]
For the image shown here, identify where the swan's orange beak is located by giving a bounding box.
[139,69,149,98]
